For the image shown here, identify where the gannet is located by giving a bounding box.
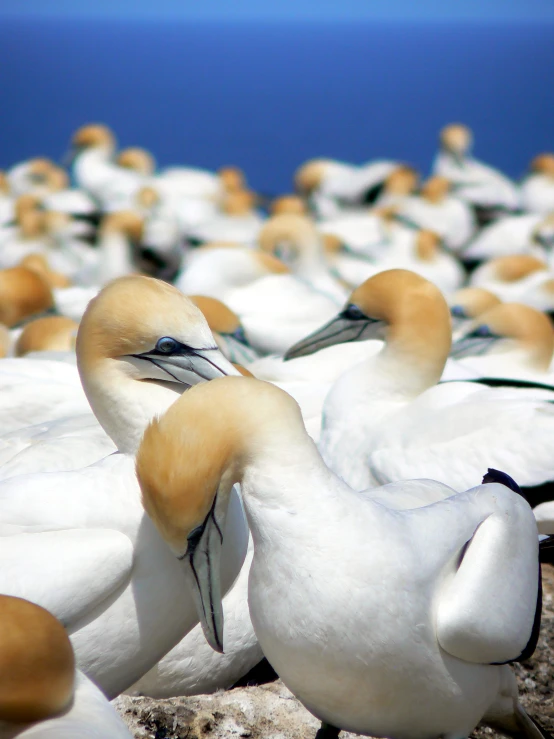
[521,154,554,214]
[0,276,248,698]
[176,243,338,355]
[0,209,52,269]
[0,595,131,737]
[433,123,521,221]
[462,213,554,264]
[374,165,419,208]
[19,253,72,291]
[70,124,146,212]
[284,270,554,505]
[258,213,348,303]
[185,190,264,245]
[396,175,476,251]
[269,194,308,215]
[451,303,554,382]
[448,287,502,337]
[189,295,259,364]
[117,147,156,177]
[295,158,399,218]
[14,316,78,357]
[136,375,545,739]
[0,267,53,328]
[7,158,59,199]
[470,255,554,311]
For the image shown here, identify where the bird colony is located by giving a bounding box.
[1,122,554,739]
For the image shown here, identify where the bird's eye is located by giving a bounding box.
[470,324,492,338]
[450,305,466,319]
[341,304,366,321]
[156,337,179,354]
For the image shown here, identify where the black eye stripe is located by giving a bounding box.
[467,324,495,339]
[130,337,220,361]
[340,303,367,321]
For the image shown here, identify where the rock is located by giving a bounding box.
[114,565,554,739]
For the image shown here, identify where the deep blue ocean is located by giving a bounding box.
[0,19,552,194]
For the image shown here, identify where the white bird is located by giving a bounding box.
[129,537,262,697]
[521,154,554,214]
[294,158,399,218]
[155,164,245,204]
[450,303,554,383]
[176,242,341,356]
[396,175,476,251]
[318,207,393,256]
[461,212,554,264]
[374,165,420,209]
[433,123,521,220]
[0,276,248,699]
[88,211,144,286]
[0,209,53,269]
[326,226,464,295]
[70,124,146,212]
[470,255,554,311]
[6,158,60,199]
[11,315,78,358]
[0,266,54,331]
[0,357,90,437]
[136,375,545,739]
[185,190,265,246]
[175,244,289,299]
[284,270,554,508]
[0,595,131,738]
[188,295,260,365]
[258,214,349,304]
[448,286,502,338]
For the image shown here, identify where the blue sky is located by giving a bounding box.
[2,0,554,21]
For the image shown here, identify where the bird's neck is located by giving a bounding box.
[81,360,183,454]
[98,232,136,284]
[239,430,348,543]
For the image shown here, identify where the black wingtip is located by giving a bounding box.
[482,468,522,495]
[540,535,554,566]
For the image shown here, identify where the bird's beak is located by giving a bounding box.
[450,333,498,359]
[216,329,259,365]
[129,346,239,386]
[182,489,229,653]
[284,314,385,360]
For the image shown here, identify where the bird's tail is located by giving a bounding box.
[512,705,554,739]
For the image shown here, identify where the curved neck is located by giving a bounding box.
[98,232,135,284]
[296,236,347,304]
[320,330,450,483]
[80,358,183,454]
[239,429,355,547]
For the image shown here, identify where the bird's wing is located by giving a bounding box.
[369,383,554,491]
[0,529,134,631]
[430,483,540,664]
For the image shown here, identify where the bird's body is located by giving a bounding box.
[135,376,543,739]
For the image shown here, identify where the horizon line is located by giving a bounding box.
[1,13,554,23]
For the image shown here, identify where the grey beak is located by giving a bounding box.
[131,346,239,386]
[450,334,498,359]
[217,333,259,365]
[182,498,226,653]
[284,312,385,361]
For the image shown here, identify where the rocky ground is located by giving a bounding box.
[114,566,554,739]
